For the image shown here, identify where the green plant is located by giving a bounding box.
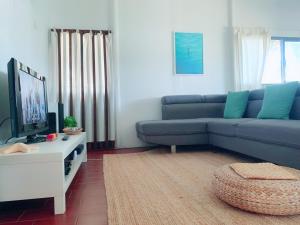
[64,116,77,128]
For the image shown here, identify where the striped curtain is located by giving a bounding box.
[49,29,115,147]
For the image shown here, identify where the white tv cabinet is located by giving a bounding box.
[0,133,87,214]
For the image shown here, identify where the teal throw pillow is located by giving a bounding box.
[224,91,249,119]
[257,82,299,120]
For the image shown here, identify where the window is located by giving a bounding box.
[262,37,300,84]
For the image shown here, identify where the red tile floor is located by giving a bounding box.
[0,148,146,225]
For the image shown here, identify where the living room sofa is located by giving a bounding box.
[136,86,300,169]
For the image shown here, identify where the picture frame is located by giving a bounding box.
[174,32,204,75]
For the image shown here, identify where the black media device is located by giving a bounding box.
[47,112,57,134]
[58,102,64,133]
[7,58,49,143]
[40,112,57,135]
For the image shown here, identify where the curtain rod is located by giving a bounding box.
[51,28,112,35]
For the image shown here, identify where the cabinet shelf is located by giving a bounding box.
[64,150,86,192]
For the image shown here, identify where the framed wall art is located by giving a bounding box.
[174,32,204,75]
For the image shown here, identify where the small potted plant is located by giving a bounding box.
[63,116,82,135]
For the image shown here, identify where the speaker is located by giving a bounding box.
[48,112,57,133]
[58,102,64,133]
[39,112,56,135]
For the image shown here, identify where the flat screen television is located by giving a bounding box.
[7,58,49,143]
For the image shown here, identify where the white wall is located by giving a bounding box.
[114,0,234,148]
[34,0,110,30]
[233,0,300,36]
[0,0,110,143]
[0,0,44,142]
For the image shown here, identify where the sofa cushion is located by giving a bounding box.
[224,91,249,119]
[207,119,254,137]
[258,82,299,119]
[136,118,216,136]
[237,119,300,149]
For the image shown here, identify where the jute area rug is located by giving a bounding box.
[104,149,300,225]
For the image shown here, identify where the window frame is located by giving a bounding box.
[271,36,300,83]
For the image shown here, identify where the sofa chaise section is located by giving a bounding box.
[136,119,210,151]
[136,95,227,152]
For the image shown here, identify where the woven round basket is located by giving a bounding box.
[63,128,82,135]
[212,165,300,216]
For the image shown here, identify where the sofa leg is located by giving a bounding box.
[171,145,176,154]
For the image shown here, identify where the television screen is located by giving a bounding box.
[19,70,47,125]
[8,58,49,140]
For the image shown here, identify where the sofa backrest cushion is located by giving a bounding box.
[162,103,225,120]
[244,89,264,118]
[291,97,300,120]
[245,84,300,119]
[161,95,226,120]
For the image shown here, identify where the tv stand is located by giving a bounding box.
[26,134,46,144]
[0,133,87,214]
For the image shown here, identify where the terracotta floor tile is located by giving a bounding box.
[79,196,107,215]
[33,216,77,225]
[77,205,106,215]
[75,176,103,184]
[76,212,107,225]
[66,198,81,209]
[71,181,103,190]
[0,222,33,225]
[18,208,54,221]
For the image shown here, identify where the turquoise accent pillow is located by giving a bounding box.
[258,82,299,120]
[224,91,249,119]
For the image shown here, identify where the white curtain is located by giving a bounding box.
[105,33,116,141]
[234,28,271,91]
[49,30,115,144]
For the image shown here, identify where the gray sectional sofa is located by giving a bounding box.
[136,86,300,169]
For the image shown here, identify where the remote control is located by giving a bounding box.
[62,135,69,141]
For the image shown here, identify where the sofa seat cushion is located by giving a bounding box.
[207,119,254,137]
[136,118,215,136]
[237,120,300,149]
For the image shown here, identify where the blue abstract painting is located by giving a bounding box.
[174,32,204,75]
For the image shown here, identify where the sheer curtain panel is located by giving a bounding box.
[49,29,115,148]
[234,28,271,91]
